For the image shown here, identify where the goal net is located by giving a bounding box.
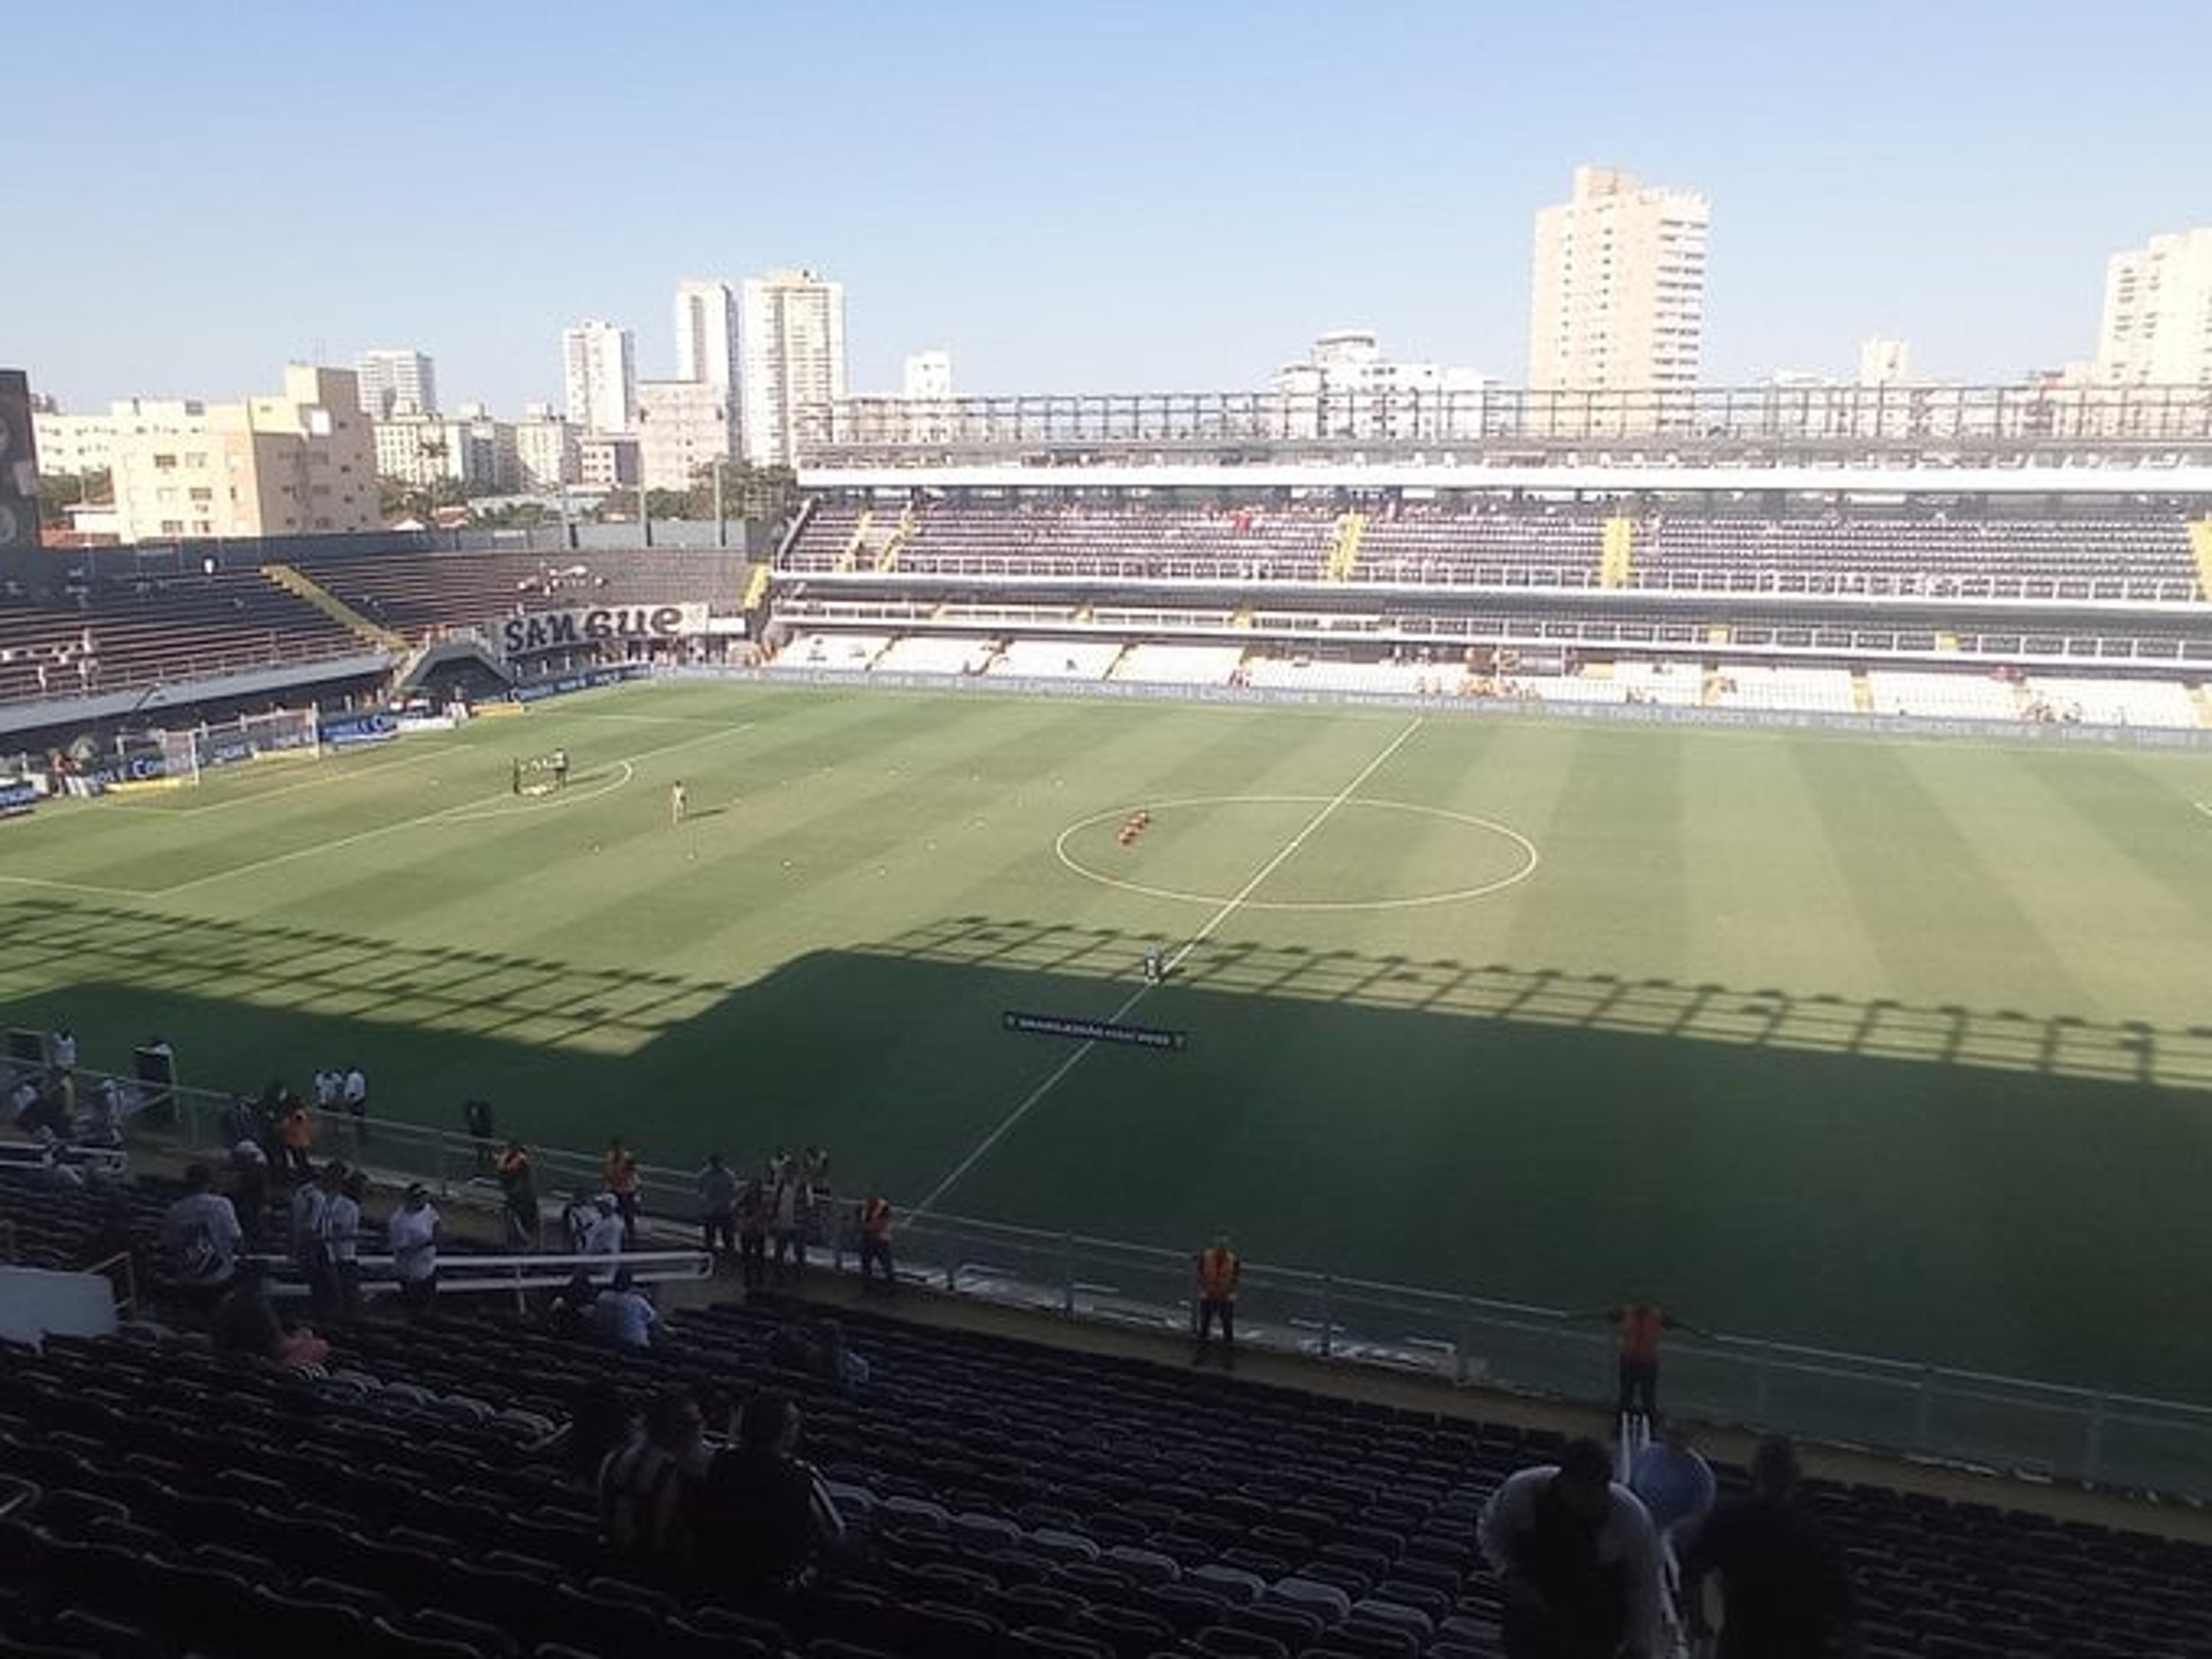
[122,708,322,790]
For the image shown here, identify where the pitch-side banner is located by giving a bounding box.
[489,603,709,660]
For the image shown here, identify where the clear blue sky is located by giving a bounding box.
[10,0,2208,415]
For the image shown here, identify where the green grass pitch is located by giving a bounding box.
[6,678,2212,1401]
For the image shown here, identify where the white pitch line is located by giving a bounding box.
[2195,801,2212,819]
[910,715,1425,1219]
[109,741,474,817]
[153,721,755,897]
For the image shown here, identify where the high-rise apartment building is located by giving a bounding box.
[2096,227,2212,387]
[111,365,377,543]
[740,269,846,467]
[1528,165,1709,394]
[675,279,740,402]
[372,408,520,493]
[355,350,437,419]
[562,321,637,434]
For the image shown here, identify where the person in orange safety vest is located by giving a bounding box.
[1193,1235,1241,1371]
[857,1195,895,1295]
[1581,1300,1705,1421]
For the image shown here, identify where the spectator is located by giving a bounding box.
[287,1160,336,1309]
[1630,1418,1717,1554]
[589,1267,663,1351]
[598,1385,707,1579]
[50,1026,76,1073]
[221,1092,259,1151]
[1192,1233,1240,1370]
[210,1262,331,1374]
[692,1391,847,1597]
[84,1075,123,1146]
[855,1194,894,1295]
[312,1066,340,1123]
[343,1062,369,1143]
[547,1267,601,1338]
[1478,1436,1665,1659]
[1680,1435,1861,1659]
[583,1194,627,1256]
[603,1137,642,1245]
[387,1182,441,1316]
[464,1097,497,1172]
[735,1175,769,1291]
[562,1382,635,1485]
[497,1141,540,1249]
[278,1097,315,1178]
[697,1152,738,1268]
[562,1185,600,1254]
[154,1162,244,1304]
[769,1166,805,1279]
[321,1169,366,1328]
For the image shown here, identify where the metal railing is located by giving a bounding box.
[35,1066,2212,1501]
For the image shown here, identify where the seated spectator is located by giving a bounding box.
[598,1385,709,1580]
[692,1390,847,1597]
[1479,1436,1664,1659]
[1630,1416,1717,1552]
[547,1267,600,1337]
[589,1267,662,1351]
[1680,1435,1859,1659]
[154,1161,244,1304]
[211,1262,331,1374]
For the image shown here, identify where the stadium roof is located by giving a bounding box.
[800,461,2212,497]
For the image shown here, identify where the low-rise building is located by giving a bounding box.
[110,365,377,543]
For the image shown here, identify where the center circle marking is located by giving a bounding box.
[1053,794,1540,912]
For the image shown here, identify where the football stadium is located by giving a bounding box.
[8,372,2212,1652]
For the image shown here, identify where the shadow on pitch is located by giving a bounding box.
[8,896,2212,1397]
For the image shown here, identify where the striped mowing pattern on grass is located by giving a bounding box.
[5,677,2212,1400]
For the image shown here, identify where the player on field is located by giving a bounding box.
[671,779,688,826]
[552,749,570,789]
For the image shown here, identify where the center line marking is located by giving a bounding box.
[910,715,1425,1219]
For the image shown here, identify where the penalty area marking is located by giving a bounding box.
[2196,802,2212,820]
[1054,794,1539,911]
[440,761,635,823]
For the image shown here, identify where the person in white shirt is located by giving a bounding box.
[313,1068,339,1113]
[589,1268,662,1350]
[1479,1437,1664,1659]
[342,1065,368,1143]
[583,1194,627,1256]
[154,1163,243,1304]
[51,1028,77,1071]
[387,1183,440,1316]
[320,1170,366,1327]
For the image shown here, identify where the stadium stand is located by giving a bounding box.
[285,548,749,643]
[870,635,998,676]
[7,1158,2212,1659]
[1865,670,2027,721]
[990,639,1126,680]
[777,632,890,672]
[2023,676,2201,728]
[1707,665,1861,714]
[0,570,363,703]
[1110,643,1248,686]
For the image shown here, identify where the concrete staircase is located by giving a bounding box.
[263,563,407,652]
[1599,517,1635,589]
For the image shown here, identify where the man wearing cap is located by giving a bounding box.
[1193,1233,1241,1370]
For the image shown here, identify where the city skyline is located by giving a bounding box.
[8,0,2210,416]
